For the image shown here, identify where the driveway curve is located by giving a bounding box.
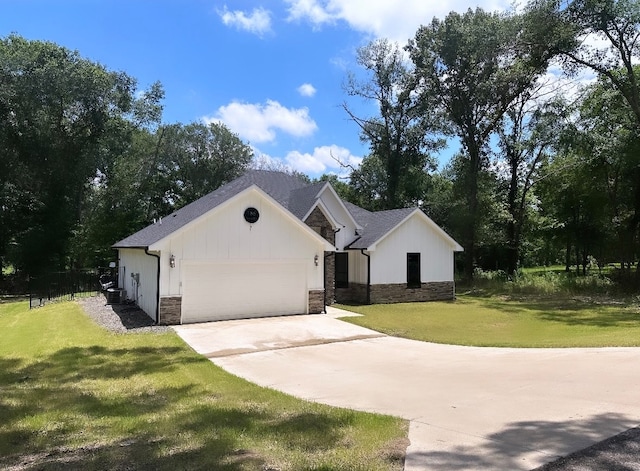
[174,310,640,471]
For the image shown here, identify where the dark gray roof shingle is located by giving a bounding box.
[113,169,419,250]
[343,202,415,249]
[113,170,309,248]
[288,182,326,219]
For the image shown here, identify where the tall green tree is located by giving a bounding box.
[497,93,566,274]
[73,121,253,267]
[69,127,158,267]
[531,0,640,268]
[342,38,441,210]
[0,35,137,275]
[537,147,610,274]
[165,122,253,207]
[408,8,561,280]
[575,77,640,272]
[347,153,391,211]
[542,0,640,123]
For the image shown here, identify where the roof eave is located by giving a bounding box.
[363,209,417,250]
[365,208,464,252]
[303,200,340,229]
[147,184,335,252]
[312,183,363,230]
[343,238,375,252]
[112,244,149,250]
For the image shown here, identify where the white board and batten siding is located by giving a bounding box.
[317,186,359,251]
[370,214,456,284]
[346,250,369,285]
[151,188,327,323]
[117,248,159,321]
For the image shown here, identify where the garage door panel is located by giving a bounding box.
[182,262,308,323]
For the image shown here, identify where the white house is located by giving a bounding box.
[113,170,463,324]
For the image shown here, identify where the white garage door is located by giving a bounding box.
[181,261,308,323]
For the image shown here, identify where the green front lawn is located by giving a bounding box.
[339,294,640,348]
[0,301,406,471]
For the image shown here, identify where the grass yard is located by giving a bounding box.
[0,301,407,471]
[338,294,640,348]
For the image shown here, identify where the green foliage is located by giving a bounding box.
[313,174,352,201]
[0,301,407,470]
[347,153,389,211]
[0,34,253,273]
[469,267,615,295]
[71,122,253,267]
[408,7,557,279]
[496,93,565,274]
[342,39,441,210]
[0,34,137,274]
[532,75,640,279]
[554,0,640,123]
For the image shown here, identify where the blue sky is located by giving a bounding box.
[2,0,511,178]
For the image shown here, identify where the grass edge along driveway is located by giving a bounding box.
[338,294,640,348]
[0,300,407,471]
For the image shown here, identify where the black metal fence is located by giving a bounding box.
[28,270,105,309]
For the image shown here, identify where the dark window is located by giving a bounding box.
[335,252,349,288]
[407,253,421,288]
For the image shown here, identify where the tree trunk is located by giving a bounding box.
[506,155,519,276]
[463,151,480,283]
[633,167,640,287]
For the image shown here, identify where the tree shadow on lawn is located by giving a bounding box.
[0,347,357,470]
[410,412,640,471]
[476,296,640,328]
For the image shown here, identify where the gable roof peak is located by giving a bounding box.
[114,169,460,253]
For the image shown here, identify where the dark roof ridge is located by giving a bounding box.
[113,170,313,248]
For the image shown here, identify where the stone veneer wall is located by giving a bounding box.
[324,254,335,304]
[371,281,454,303]
[158,296,182,325]
[308,290,325,314]
[304,206,336,304]
[336,281,455,304]
[335,283,368,304]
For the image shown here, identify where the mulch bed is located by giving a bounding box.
[76,294,172,334]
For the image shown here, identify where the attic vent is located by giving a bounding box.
[244,207,260,224]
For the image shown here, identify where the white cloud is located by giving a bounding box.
[250,150,294,172]
[203,100,318,143]
[297,83,317,97]
[218,6,272,36]
[286,144,362,175]
[285,0,512,44]
[286,0,334,27]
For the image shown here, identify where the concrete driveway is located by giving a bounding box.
[173,309,640,471]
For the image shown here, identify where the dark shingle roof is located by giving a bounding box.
[343,202,415,249]
[113,170,310,248]
[113,169,421,250]
[288,182,326,219]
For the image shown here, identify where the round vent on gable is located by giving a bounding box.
[244,207,260,224]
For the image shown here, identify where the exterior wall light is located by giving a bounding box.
[314,254,319,266]
[169,254,176,268]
